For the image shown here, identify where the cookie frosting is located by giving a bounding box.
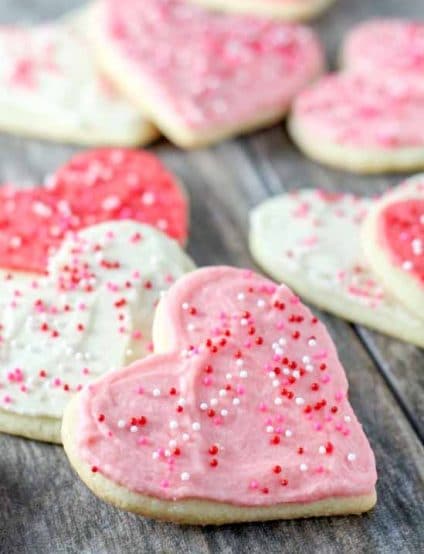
[291,73,424,149]
[343,19,424,79]
[0,220,194,418]
[0,148,188,274]
[0,23,152,144]
[76,267,376,506]
[100,0,324,130]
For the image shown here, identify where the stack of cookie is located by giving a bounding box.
[289,20,424,173]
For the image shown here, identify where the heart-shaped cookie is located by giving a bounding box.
[62,267,376,525]
[342,19,424,80]
[0,148,188,274]
[188,0,336,21]
[88,0,324,148]
[0,220,195,443]
[249,181,424,346]
[289,72,424,174]
[0,21,157,146]
[362,175,424,321]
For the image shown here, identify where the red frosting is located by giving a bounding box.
[0,148,188,274]
[380,199,424,285]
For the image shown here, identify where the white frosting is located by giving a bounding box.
[0,23,153,144]
[250,190,424,344]
[0,221,195,418]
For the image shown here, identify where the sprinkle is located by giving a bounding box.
[347,453,356,462]
[181,472,190,481]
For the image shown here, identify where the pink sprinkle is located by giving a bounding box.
[249,480,259,490]
[132,330,143,340]
[203,376,212,386]
[314,423,323,431]
[258,402,268,412]
[138,436,148,446]
[160,479,170,488]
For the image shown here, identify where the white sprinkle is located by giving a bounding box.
[169,420,178,430]
[182,302,189,310]
[306,364,314,372]
[153,388,161,397]
[182,433,190,441]
[285,429,293,438]
[266,425,274,433]
[295,397,305,405]
[233,398,240,406]
[272,379,280,387]
[117,419,125,428]
[221,409,228,417]
[219,389,226,397]
[236,359,244,367]
[412,239,422,256]
[152,452,159,460]
[141,192,156,205]
[192,422,201,431]
[187,323,195,332]
[130,425,138,433]
[169,439,177,448]
[269,371,276,379]
[300,463,308,472]
[200,402,208,411]
[210,398,218,406]
[344,415,351,423]
[102,195,121,211]
[257,299,265,308]
[347,453,356,462]
[237,293,245,301]
[240,370,248,378]
[181,472,190,481]
[274,398,282,405]
[308,339,317,347]
[302,355,311,363]
[226,373,232,380]
[318,446,326,454]
[292,370,300,379]
[279,338,287,346]
[240,318,248,326]
[178,398,186,406]
[402,260,413,271]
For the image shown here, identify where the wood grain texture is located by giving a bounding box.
[0,1,423,553]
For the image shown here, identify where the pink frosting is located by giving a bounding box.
[293,72,424,149]
[344,19,424,78]
[102,0,324,130]
[379,199,424,286]
[77,267,376,506]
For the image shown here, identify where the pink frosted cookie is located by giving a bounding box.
[0,148,188,274]
[249,183,424,346]
[88,0,324,148]
[188,0,336,21]
[0,220,195,443]
[362,175,424,321]
[342,19,424,79]
[62,267,377,525]
[0,22,157,145]
[289,72,424,173]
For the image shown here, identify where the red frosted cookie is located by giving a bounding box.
[362,175,424,321]
[289,73,424,173]
[342,19,424,79]
[62,267,377,525]
[188,0,336,21]
[88,0,324,147]
[0,148,188,274]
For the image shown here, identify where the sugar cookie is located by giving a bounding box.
[0,221,195,443]
[0,22,157,145]
[188,0,336,22]
[88,0,324,148]
[362,175,424,321]
[249,188,424,346]
[62,266,376,525]
[0,148,188,274]
[289,73,424,174]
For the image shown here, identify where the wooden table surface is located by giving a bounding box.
[0,1,423,553]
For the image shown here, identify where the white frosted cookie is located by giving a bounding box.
[288,73,424,174]
[361,175,424,321]
[249,189,424,346]
[188,0,336,21]
[0,22,157,146]
[62,267,376,525]
[88,0,324,148]
[0,221,194,443]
